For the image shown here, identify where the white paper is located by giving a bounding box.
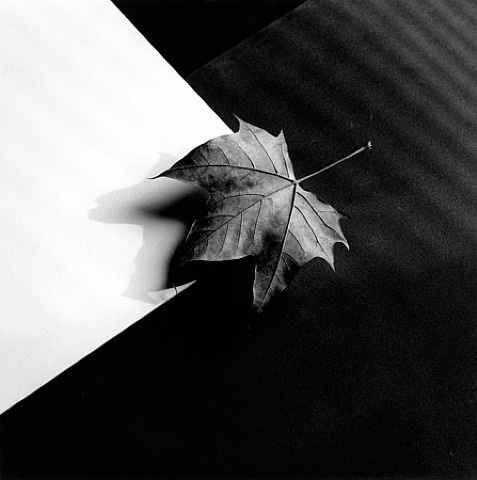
[0,0,230,413]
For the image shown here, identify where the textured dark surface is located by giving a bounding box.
[185,2,477,475]
[112,0,305,76]
[2,1,477,479]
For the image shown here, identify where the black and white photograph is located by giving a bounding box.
[1,1,476,479]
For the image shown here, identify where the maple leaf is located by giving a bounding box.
[157,119,370,312]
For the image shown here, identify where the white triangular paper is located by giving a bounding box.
[0,0,230,413]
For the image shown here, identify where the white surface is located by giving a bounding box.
[0,0,230,413]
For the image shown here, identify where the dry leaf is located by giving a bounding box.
[157,119,366,312]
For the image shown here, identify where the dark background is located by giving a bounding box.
[2,1,477,479]
[111,0,305,76]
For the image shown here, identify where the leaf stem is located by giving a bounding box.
[297,141,372,184]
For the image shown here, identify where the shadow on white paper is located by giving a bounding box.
[88,153,203,304]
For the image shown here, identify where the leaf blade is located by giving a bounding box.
[158,119,348,312]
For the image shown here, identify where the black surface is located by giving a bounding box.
[185,2,477,475]
[2,1,477,479]
[112,0,305,76]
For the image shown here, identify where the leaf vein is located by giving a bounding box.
[258,184,297,310]
[164,163,293,182]
[244,123,278,174]
[296,191,346,242]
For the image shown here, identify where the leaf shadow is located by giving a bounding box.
[87,153,208,304]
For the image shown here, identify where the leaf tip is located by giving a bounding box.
[148,170,169,180]
[233,114,249,131]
